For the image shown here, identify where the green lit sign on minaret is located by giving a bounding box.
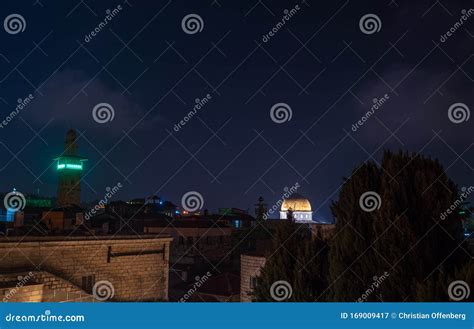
[56,158,85,171]
[55,129,87,206]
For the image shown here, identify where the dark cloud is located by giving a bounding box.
[25,69,164,134]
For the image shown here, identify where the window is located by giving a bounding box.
[81,275,95,293]
[250,276,258,289]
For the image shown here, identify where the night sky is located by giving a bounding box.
[0,0,472,221]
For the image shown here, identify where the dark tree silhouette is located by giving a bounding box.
[255,196,267,222]
[329,151,467,301]
[252,151,469,302]
[253,220,328,301]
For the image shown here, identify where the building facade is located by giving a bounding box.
[55,129,87,207]
[240,254,266,302]
[279,194,313,222]
[0,235,172,302]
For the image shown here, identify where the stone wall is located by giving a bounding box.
[0,283,44,302]
[0,235,172,302]
[0,270,93,302]
[311,223,336,241]
[240,254,266,302]
[145,226,233,264]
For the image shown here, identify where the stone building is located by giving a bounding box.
[239,222,335,302]
[55,129,87,207]
[0,270,95,302]
[144,218,233,266]
[240,254,266,302]
[311,222,336,240]
[280,194,313,222]
[0,235,172,302]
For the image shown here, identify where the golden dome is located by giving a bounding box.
[280,194,312,212]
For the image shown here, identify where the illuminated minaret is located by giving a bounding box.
[55,129,87,207]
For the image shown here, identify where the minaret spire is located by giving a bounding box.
[55,129,87,207]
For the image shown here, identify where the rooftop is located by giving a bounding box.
[0,234,172,243]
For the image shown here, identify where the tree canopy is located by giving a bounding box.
[253,151,471,302]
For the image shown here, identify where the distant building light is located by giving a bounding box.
[6,209,15,222]
[57,163,83,170]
